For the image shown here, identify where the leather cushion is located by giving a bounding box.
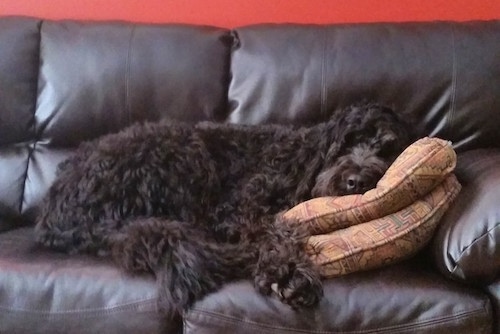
[431,149,500,283]
[0,227,171,334]
[229,21,500,154]
[0,18,233,230]
[0,17,41,231]
[186,261,493,334]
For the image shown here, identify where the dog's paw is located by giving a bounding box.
[255,263,323,309]
[271,266,323,309]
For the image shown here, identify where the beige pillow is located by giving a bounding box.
[282,137,461,277]
[284,137,457,234]
[307,175,461,277]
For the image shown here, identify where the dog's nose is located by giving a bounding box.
[346,175,365,193]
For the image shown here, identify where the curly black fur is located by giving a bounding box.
[35,103,415,318]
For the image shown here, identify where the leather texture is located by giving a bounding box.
[186,259,492,333]
[0,18,233,229]
[0,16,499,333]
[432,149,500,283]
[0,17,41,230]
[487,280,500,334]
[0,227,167,334]
[229,21,500,152]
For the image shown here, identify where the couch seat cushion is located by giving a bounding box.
[185,260,492,334]
[0,227,170,334]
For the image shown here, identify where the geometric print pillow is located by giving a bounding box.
[283,137,461,278]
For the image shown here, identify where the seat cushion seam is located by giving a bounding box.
[0,297,157,316]
[450,222,500,276]
[187,307,488,334]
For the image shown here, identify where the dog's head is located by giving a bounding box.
[311,103,415,196]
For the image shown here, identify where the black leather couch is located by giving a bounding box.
[0,16,499,334]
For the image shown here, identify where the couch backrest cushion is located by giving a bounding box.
[0,18,41,230]
[0,17,232,230]
[229,21,500,152]
[37,21,232,145]
[1,17,499,230]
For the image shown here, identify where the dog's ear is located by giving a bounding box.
[323,141,342,167]
[322,115,347,166]
[326,102,416,162]
[294,153,325,200]
[322,104,372,164]
[374,105,417,155]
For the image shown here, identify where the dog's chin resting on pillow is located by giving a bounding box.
[35,103,415,318]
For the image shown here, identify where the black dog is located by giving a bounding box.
[35,103,415,317]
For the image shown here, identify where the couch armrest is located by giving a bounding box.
[431,149,500,284]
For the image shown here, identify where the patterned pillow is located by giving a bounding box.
[284,137,457,235]
[283,137,461,278]
[307,174,461,277]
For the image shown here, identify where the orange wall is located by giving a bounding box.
[0,0,498,27]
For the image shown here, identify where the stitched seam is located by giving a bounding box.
[18,138,34,214]
[218,30,234,122]
[0,297,157,316]
[32,19,43,139]
[451,222,500,275]
[125,25,136,125]
[188,307,487,334]
[447,25,457,139]
[19,19,44,215]
[320,26,328,116]
[376,308,489,334]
